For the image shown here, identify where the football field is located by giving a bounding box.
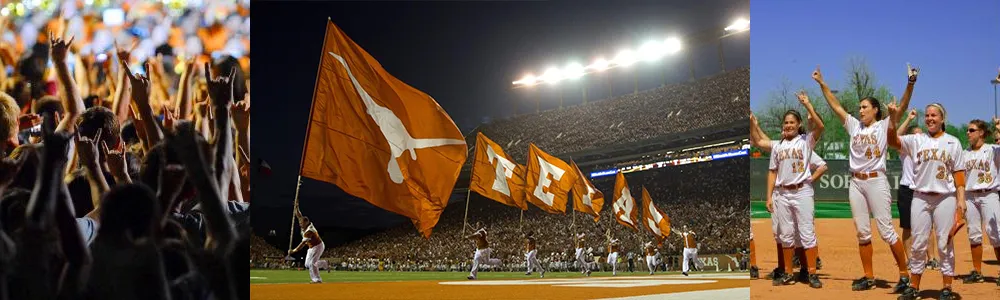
[249,270,750,299]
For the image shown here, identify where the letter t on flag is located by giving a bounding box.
[469,133,527,210]
[524,143,577,214]
[298,20,468,238]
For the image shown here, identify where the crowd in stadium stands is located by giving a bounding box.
[0,2,249,299]
[312,157,747,273]
[475,67,749,162]
[593,143,748,170]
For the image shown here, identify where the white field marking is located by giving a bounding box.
[249,277,268,280]
[595,287,749,300]
[439,278,716,287]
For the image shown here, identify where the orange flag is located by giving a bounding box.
[300,20,468,238]
[641,186,671,243]
[570,160,603,222]
[612,171,639,231]
[470,133,527,210]
[524,144,578,214]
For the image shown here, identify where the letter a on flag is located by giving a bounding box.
[570,160,603,222]
[524,143,577,214]
[300,20,467,238]
[470,133,527,210]
[641,186,670,243]
[612,171,639,231]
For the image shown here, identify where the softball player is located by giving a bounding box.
[751,113,827,282]
[896,111,941,270]
[814,65,915,292]
[524,231,545,277]
[958,119,1000,285]
[758,91,824,288]
[888,102,966,300]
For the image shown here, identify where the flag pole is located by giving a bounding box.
[519,210,524,231]
[289,17,332,255]
[462,189,471,237]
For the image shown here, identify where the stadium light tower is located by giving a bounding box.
[718,17,749,72]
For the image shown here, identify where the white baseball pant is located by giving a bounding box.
[305,242,326,283]
[646,255,657,273]
[965,191,1000,247]
[470,248,500,279]
[682,248,702,272]
[849,175,899,244]
[525,249,544,273]
[770,190,809,247]
[774,185,817,249]
[607,252,619,274]
[575,248,593,272]
[909,192,957,276]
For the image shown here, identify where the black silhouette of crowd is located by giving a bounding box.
[0,3,249,300]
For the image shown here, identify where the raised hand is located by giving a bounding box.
[49,33,75,63]
[40,112,72,163]
[163,109,177,131]
[886,96,900,117]
[811,65,824,83]
[121,59,152,107]
[231,100,250,130]
[795,90,810,105]
[906,63,919,83]
[114,40,138,63]
[907,109,917,120]
[101,140,128,180]
[74,128,102,167]
[205,62,237,107]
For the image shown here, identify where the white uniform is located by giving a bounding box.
[844,116,899,245]
[525,237,544,275]
[575,247,594,272]
[469,229,501,279]
[769,132,818,250]
[607,239,620,275]
[302,224,325,283]
[682,231,703,273]
[962,144,1000,247]
[899,132,964,277]
[772,152,825,248]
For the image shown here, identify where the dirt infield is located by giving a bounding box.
[250,273,749,300]
[751,218,1000,299]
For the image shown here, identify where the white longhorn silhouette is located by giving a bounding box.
[328,52,465,183]
[614,187,635,225]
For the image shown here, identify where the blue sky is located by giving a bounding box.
[751,0,1000,123]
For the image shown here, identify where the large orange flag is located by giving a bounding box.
[300,20,467,238]
[524,144,577,214]
[469,133,527,210]
[641,187,671,243]
[570,160,603,222]
[612,171,639,231]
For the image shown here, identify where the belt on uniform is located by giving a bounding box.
[780,182,805,190]
[968,189,996,194]
[852,171,880,180]
[915,191,942,196]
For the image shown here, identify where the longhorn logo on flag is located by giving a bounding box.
[469,133,527,210]
[641,186,670,243]
[524,143,577,214]
[299,20,467,238]
[612,171,639,231]
[570,159,603,222]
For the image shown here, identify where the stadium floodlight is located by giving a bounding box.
[513,74,536,86]
[589,58,610,71]
[614,49,636,67]
[664,37,682,54]
[639,40,666,62]
[565,63,585,79]
[542,67,563,84]
[725,18,749,32]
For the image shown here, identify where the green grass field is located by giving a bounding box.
[751,201,900,219]
[249,270,689,284]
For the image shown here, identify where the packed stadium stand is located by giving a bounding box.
[251,67,750,272]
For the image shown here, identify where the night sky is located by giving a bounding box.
[250,0,749,242]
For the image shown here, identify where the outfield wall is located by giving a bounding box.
[750,159,903,201]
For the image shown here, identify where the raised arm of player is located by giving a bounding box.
[750,113,772,152]
[893,64,918,121]
[812,66,848,124]
[886,99,903,150]
[897,109,916,138]
[798,91,824,146]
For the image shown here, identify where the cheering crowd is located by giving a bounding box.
[478,67,749,162]
[0,3,249,300]
[310,157,747,273]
